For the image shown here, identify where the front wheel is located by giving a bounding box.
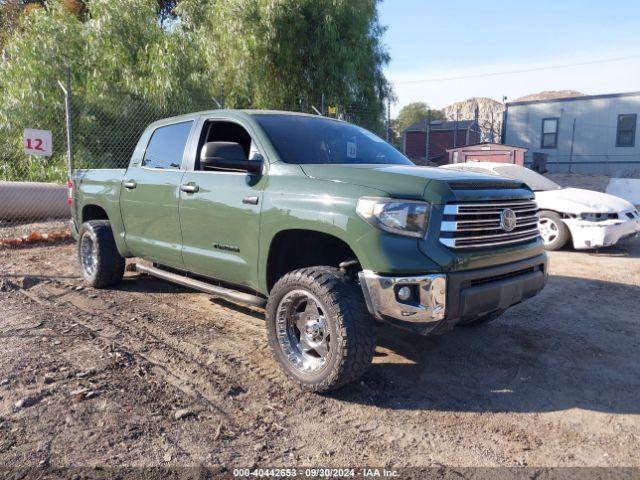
[538,210,571,251]
[266,267,376,393]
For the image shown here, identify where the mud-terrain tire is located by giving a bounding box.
[78,220,125,288]
[538,210,571,251]
[266,267,376,393]
[459,309,504,328]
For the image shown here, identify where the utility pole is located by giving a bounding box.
[474,104,480,143]
[425,110,432,163]
[501,96,508,144]
[453,107,459,148]
[489,109,494,143]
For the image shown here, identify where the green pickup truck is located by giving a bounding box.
[71,110,547,392]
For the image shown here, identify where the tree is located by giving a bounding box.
[0,1,25,53]
[178,0,392,118]
[395,102,445,135]
[0,0,393,181]
[0,0,216,181]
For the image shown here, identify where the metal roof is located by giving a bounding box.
[446,142,528,152]
[507,91,640,107]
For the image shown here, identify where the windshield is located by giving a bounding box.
[253,114,413,165]
[493,165,561,191]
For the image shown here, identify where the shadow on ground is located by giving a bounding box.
[80,262,640,415]
[332,274,640,415]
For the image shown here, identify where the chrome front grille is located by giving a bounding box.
[439,199,540,249]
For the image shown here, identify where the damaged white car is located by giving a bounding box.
[440,162,640,251]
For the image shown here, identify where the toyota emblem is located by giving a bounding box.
[500,208,517,232]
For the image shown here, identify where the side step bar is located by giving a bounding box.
[135,263,266,308]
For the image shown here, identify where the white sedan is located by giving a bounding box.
[440,162,640,250]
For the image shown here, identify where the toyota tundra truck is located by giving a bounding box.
[70,110,547,392]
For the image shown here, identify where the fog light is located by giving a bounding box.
[397,286,412,301]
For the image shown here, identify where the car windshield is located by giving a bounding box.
[493,165,561,191]
[253,114,413,165]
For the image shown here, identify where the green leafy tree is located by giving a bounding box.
[0,0,392,182]
[395,102,445,135]
[179,0,391,126]
[0,0,217,181]
[0,1,24,53]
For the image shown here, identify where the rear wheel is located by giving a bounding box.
[78,220,125,288]
[266,267,375,392]
[538,210,570,251]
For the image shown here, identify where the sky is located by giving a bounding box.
[378,0,640,115]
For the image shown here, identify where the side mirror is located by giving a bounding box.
[200,142,263,174]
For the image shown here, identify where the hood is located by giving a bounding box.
[299,164,522,199]
[536,188,635,214]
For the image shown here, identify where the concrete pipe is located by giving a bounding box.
[0,181,70,221]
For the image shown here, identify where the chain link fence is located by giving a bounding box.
[0,72,390,244]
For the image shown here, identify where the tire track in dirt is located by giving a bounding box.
[23,280,302,427]
[65,275,289,390]
[17,284,236,419]
[43,275,303,400]
[46,277,517,466]
[18,280,287,431]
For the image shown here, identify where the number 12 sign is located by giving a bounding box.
[24,128,53,157]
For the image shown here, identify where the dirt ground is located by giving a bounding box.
[0,236,639,474]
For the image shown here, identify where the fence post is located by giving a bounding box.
[58,66,74,176]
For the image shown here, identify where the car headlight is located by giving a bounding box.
[356,197,430,238]
[580,212,616,222]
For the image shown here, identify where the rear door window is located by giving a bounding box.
[142,121,193,169]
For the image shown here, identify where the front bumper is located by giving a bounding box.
[358,271,447,326]
[359,253,548,335]
[565,218,640,249]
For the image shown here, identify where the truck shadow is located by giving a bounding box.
[118,274,193,294]
[332,274,640,415]
[115,269,640,414]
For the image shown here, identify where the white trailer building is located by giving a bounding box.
[502,92,640,174]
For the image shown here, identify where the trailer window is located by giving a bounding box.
[541,118,558,149]
[616,114,636,147]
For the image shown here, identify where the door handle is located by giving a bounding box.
[242,196,259,205]
[180,184,199,194]
[122,180,137,189]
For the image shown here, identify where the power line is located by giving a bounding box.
[395,54,640,85]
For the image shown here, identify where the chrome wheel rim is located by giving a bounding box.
[538,218,558,245]
[275,290,331,374]
[80,234,97,277]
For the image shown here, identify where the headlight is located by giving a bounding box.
[356,197,430,238]
[580,212,616,222]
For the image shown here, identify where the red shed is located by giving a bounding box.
[446,142,528,165]
[403,120,480,165]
